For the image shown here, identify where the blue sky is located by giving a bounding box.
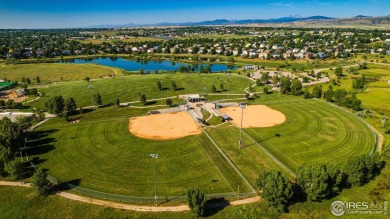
[0,0,389,28]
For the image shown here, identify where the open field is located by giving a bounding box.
[244,98,375,172]
[27,73,252,109]
[319,64,390,114]
[204,124,286,184]
[2,166,389,218]
[77,37,163,44]
[0,63,122,82]
[25,107,236,197]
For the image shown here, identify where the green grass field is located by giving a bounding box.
[244,98,375,172]
[2,165,389,218]
[26,107,227,197]
[204,124,287,184]
[28,73,252,109]
[1,63,122,83]
[78,37,163,44]
[319,64,390,115]
[24,106,252,199]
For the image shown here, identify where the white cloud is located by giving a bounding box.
[268,2,293,7]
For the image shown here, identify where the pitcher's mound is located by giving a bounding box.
[129,112,202,140]
[218,105,286,128]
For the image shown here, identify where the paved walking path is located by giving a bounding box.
[0,181,260,212]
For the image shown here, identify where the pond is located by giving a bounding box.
[60,57,237,72]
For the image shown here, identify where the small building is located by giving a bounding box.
[243,65,255,70]
[186,94,204,103]
[222,114,231,122]
[317,52,327,59]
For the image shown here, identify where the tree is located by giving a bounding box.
[45,95,65,115]
[29,88,38,96]
[157,80,162,91]
[291,79,303,95]
[166,98,173,106]
[26,78,31,84]
[297,164,332,202]
[205,65,211,73]
[303,88,312,99]
[312,85,322,98]
[351,94,361,111]
[256,170,292,212]
[344,155,381,187]
[211,85,217,93]
[5,99,15,109]
[334,67,343,77]
[139,68,144,74]
[261,72,270,83]
[353,74,366,89]
[4,160,23,179]
[92,93,101,108]
[171,81,177,90]
[140,94,147,105]
[280,77,291,94]
[84,77,90,82]
[187,188,206,217]
[35,76,41,84]
[65,98,77,114]
[114,97,120,107]
[272,75,279,86]
[263,86,269,94]
[32,168,52,196]
[327,164,346,194]
[358,62,368,69]
[220,83,224,91]
[246,93,251,100]
[333,89,348,105]
[324,85,334,102]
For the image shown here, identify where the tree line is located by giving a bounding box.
[257,153,383,212]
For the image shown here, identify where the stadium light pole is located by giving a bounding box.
[382,117,388,133]
[239,103,246,149]
[150,153,158,206]
[228,74,230,100]
[159,79,162,105]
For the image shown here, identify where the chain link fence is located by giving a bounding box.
[45,175,255,204]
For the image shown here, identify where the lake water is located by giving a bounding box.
[61,57,237,72]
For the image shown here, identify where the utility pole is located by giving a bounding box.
[150,153,158,206]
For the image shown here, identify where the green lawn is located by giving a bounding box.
[1,165,388,219]
[244,98,375,173]
[24,106,247,200]
[27,73,251,109]
[204,124,286,186]
[0,63,125,83]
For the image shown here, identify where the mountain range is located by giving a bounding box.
[89,15,334,28]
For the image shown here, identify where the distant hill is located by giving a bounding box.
[88,15,334,28]
[88,15,390,28]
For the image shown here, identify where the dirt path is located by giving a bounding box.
[388,79,390,85]
[0,181,260,212]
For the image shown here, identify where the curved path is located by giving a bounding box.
[0,181,260,212]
